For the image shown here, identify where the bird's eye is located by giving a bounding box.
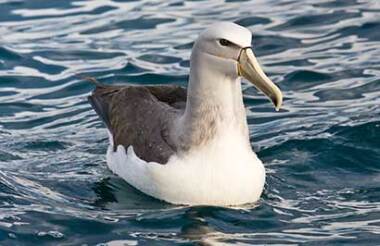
[219,39,231,46]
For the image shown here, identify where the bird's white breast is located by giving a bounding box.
[106,127,265,206]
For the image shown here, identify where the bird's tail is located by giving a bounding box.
[85,76,113,131]
[81,76,106,88]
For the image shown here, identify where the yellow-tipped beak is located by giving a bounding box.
[238,48,283,111]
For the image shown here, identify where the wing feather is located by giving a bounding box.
[88,80,186,164]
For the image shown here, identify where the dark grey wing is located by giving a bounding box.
[145,85,187,109]
[88,82,186,164]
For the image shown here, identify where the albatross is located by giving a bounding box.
[88,22,283,206]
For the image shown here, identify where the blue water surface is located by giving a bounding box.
[0,0,380,245]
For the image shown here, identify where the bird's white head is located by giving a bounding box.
[196,22,252,61]
[190,22,283,110]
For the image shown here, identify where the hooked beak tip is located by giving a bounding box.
[272,93,283,111]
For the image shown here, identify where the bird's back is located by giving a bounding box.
[88,82,187,164]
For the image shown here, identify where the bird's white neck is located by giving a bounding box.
[175,49,250,151]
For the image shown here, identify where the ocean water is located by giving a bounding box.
[0,0,379,244]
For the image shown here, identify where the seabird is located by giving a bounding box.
[88,22,283,206]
